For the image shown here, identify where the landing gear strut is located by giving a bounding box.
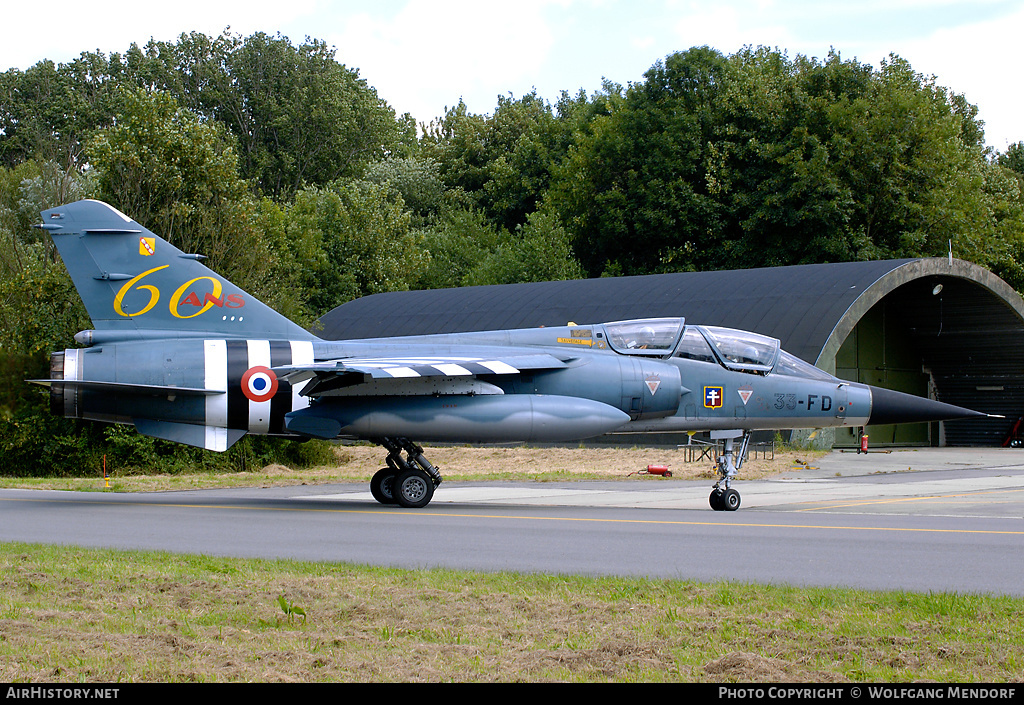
[369,437,443,508]
[709,431,750,512]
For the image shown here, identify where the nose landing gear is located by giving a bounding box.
[709,431,749,511]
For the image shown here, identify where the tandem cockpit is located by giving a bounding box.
[600,317,833,380]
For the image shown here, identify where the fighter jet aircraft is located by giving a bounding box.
[31,200,991,510]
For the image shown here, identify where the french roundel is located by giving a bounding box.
[241,366,279,403]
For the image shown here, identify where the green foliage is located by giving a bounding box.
[0,57,116,169]
[549,48,720,276]
[0,406,102,479]
[1,160,94,358]
[462,210,584,286]
[362,155,447,224]
[548,47,1023,277]
[421,92,576,232]
[193,31,403,197]
[1,31,404,199]
[286,179,429,316]
[412,208,507,289]
[997,142,1024,178]
[276,594,307,625]
[1,160,96,284]
[413,207,582,289]
[0,265,89,355]
[89,89,246,224]
[0,411,335,478]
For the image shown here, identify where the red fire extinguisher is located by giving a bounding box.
[859,434,869,454]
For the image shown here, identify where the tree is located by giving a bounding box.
[548,47,727,276]
[362,155,447,225]
[421,92,578,232]
[411,208,505,290]
[548,47,1020,278]
[287,180,429,317]
[0,159,94,351]
[211,32,405,197]
[1,31,410,199]
[0,160,93,476]
[997,142,1024,181]
[462,209,584,286]
[0,55,117,170]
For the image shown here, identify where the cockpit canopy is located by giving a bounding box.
[599,318,829,379]
[700,326,778,374]
[603,318,683,353]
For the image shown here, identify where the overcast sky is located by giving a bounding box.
[3,0,1021,150]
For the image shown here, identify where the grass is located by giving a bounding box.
[1,444,1008,682]
[0,542,1021,682]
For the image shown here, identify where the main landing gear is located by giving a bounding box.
[369,437,443,508]
[709,431,750,512]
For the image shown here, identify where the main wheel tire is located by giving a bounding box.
[370,468,397,505]
[394,468,434,508]
[722,488,741,511]
[709,490,725,511]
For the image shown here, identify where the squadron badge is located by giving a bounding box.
[704,386,724,409]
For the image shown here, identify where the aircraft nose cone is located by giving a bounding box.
[867,386,989,426]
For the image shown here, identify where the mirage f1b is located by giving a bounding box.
[31,200,991,511]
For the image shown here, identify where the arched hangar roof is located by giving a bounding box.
[319,258,1020,367]
[322,259,925,360]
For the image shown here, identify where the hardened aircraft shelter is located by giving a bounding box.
[318,258,1024,447]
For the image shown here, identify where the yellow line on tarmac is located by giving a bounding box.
[3,494,1023,536]
[795,487,1024,512]
[417,512,1024,535]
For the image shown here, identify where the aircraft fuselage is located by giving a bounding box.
[50,320,876,447]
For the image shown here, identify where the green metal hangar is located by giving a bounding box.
[317,258,1024,448]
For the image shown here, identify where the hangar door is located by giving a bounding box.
[833,301,934,447]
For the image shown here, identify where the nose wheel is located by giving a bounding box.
[709,431,749,511]
[710,487,741,511]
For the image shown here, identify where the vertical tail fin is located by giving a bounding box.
[39,200,316,341]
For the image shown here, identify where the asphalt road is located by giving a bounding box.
[2,448,1022,596]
